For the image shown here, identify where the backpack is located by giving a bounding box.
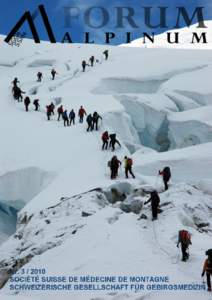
[107,160,111,168]
[179,230,191,244]
[127,158,133,167]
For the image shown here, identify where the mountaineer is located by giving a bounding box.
[109,156,122,180]
[24,96,30,112]
[177,230,192,262]
[69,109,76,125]
[202,249,212,292]
[124,156,135,179]
[57,105,64,121]
[109,134,121,151]
[92,111,102,131]
[159,167,171,191]
[102,131,109,150]
[78,106,87,123]
[33,99,40,111]
[144,191,160,221]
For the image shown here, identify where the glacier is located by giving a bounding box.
[0,25,212,300]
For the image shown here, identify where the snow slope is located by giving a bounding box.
[0,35,212,300]
[121,21,212,49]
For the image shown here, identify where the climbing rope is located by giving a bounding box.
[152,220,171,257]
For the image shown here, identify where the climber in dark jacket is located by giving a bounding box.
[82,60,87,72]
[159,167,171,191]
[33,99,40,111]
[89,56,95,67]
[63,110,69,127]
[144,191,160,221]
[202,249,212,292]
[109,134,121,151]
[110,156,122,180]
[50,102,55,115]
[51,69,57,80]
[37,72,43,82]
[92,111,102,131]
[13,86,25,102]
[69,109,76,125]
[46,105,51,121]
[12,77,19,87]
[86,114,93,132]
[24,96,30,112]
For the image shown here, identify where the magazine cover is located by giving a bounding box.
[0,1,212,300]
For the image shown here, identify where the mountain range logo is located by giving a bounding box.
[5,5,56,44]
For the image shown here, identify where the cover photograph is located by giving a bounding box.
[0,1,212,300]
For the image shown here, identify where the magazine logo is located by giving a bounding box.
[5,5,56,44]
[4,4,208,45]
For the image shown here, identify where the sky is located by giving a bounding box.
[0,0,211,45]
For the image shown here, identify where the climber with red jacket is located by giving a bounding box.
[57,105,63,121]
[177,230,192,262]
[102,131,109,150]
[78,106,87,123]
